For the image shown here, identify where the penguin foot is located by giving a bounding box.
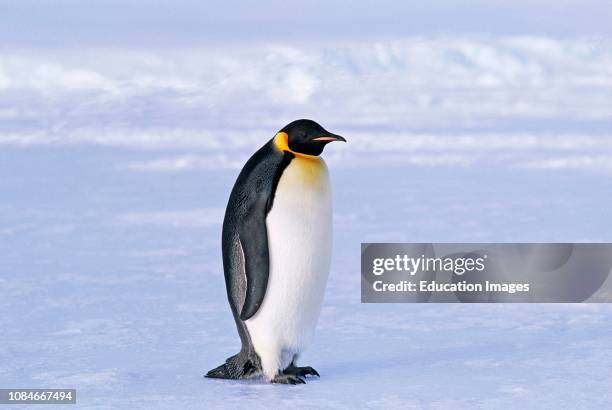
[283,364,320,378]
[205,354,259,380]
[272,374,306,385]
[205,364,230,379]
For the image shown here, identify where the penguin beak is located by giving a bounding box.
[312,133,347,142]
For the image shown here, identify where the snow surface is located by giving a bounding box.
[1,36,612,409]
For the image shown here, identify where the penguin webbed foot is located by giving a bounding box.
[205,354,259,379]
[272,373,306,385]
[205,364,230,379]
[283,364,320,378]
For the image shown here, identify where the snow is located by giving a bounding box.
[1,35,612,409]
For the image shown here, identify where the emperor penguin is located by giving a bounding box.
[206,119,346,384]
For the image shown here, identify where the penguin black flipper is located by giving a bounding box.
[222,139,294,322]
[237,207,270,321]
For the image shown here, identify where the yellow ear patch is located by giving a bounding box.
[273,132,317,159]
[274,132,290,152]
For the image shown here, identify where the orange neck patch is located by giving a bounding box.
[273,132,318,159]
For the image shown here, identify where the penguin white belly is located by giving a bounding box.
[245,155,332,380]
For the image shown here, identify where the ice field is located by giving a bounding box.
[1,15,612,409]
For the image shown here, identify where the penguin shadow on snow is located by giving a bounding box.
[205,373,320,387]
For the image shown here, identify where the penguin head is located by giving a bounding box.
[275,119,346,156]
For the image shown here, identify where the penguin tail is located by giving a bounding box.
[205,354,259,380]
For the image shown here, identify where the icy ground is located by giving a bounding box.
[1,37,612,409]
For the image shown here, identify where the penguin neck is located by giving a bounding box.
[273,132,320,160]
